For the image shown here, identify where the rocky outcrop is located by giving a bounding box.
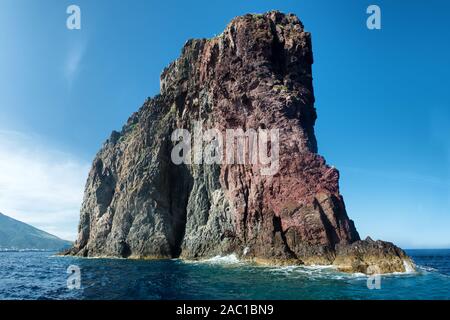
[334,237,415,274]
[66,11,414,274]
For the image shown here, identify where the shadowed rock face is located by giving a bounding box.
[67,11,414,273]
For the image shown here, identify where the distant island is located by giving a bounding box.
[0,212,71,250]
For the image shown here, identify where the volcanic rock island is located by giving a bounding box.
[66,11,414,274]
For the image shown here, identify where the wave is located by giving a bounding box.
[182,255,421,281]
[403,259,416,274]
[263,261,421,280]
[264,265,356,281]
[203,254,241,264]
[184,254,242,265]
[417,265,438,272]
[181,256,350,280]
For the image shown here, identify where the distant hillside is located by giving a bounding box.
[0,212,72,250]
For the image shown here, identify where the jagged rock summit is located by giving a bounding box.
[67,11,414,274]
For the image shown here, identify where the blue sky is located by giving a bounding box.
[0,0,449,247]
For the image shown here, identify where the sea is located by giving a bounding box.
[0,249,449,300]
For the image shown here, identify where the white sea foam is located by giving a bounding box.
[203,254,241,264]
[182,254,420,280]
[417,265,438,273]
[265,263,420,280]
[302,264,337,270]
[403,259,416,273]
[380,260,418,276]
[263,264,354,281]
[183,254,242,265]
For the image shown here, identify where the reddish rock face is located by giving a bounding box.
[68,11,413,273]
[161,11,360,262]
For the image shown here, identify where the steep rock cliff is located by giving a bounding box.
[67,11,413,274]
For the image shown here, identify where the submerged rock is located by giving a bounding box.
[66,11,414,274]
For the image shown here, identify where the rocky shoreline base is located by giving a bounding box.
[64,237,415,274]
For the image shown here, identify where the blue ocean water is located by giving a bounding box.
[0,249,449,300]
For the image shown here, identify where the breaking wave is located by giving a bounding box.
[183,254,242,265]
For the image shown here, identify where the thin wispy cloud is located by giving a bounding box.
[0,130,90,240]
[64,40,87,87]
